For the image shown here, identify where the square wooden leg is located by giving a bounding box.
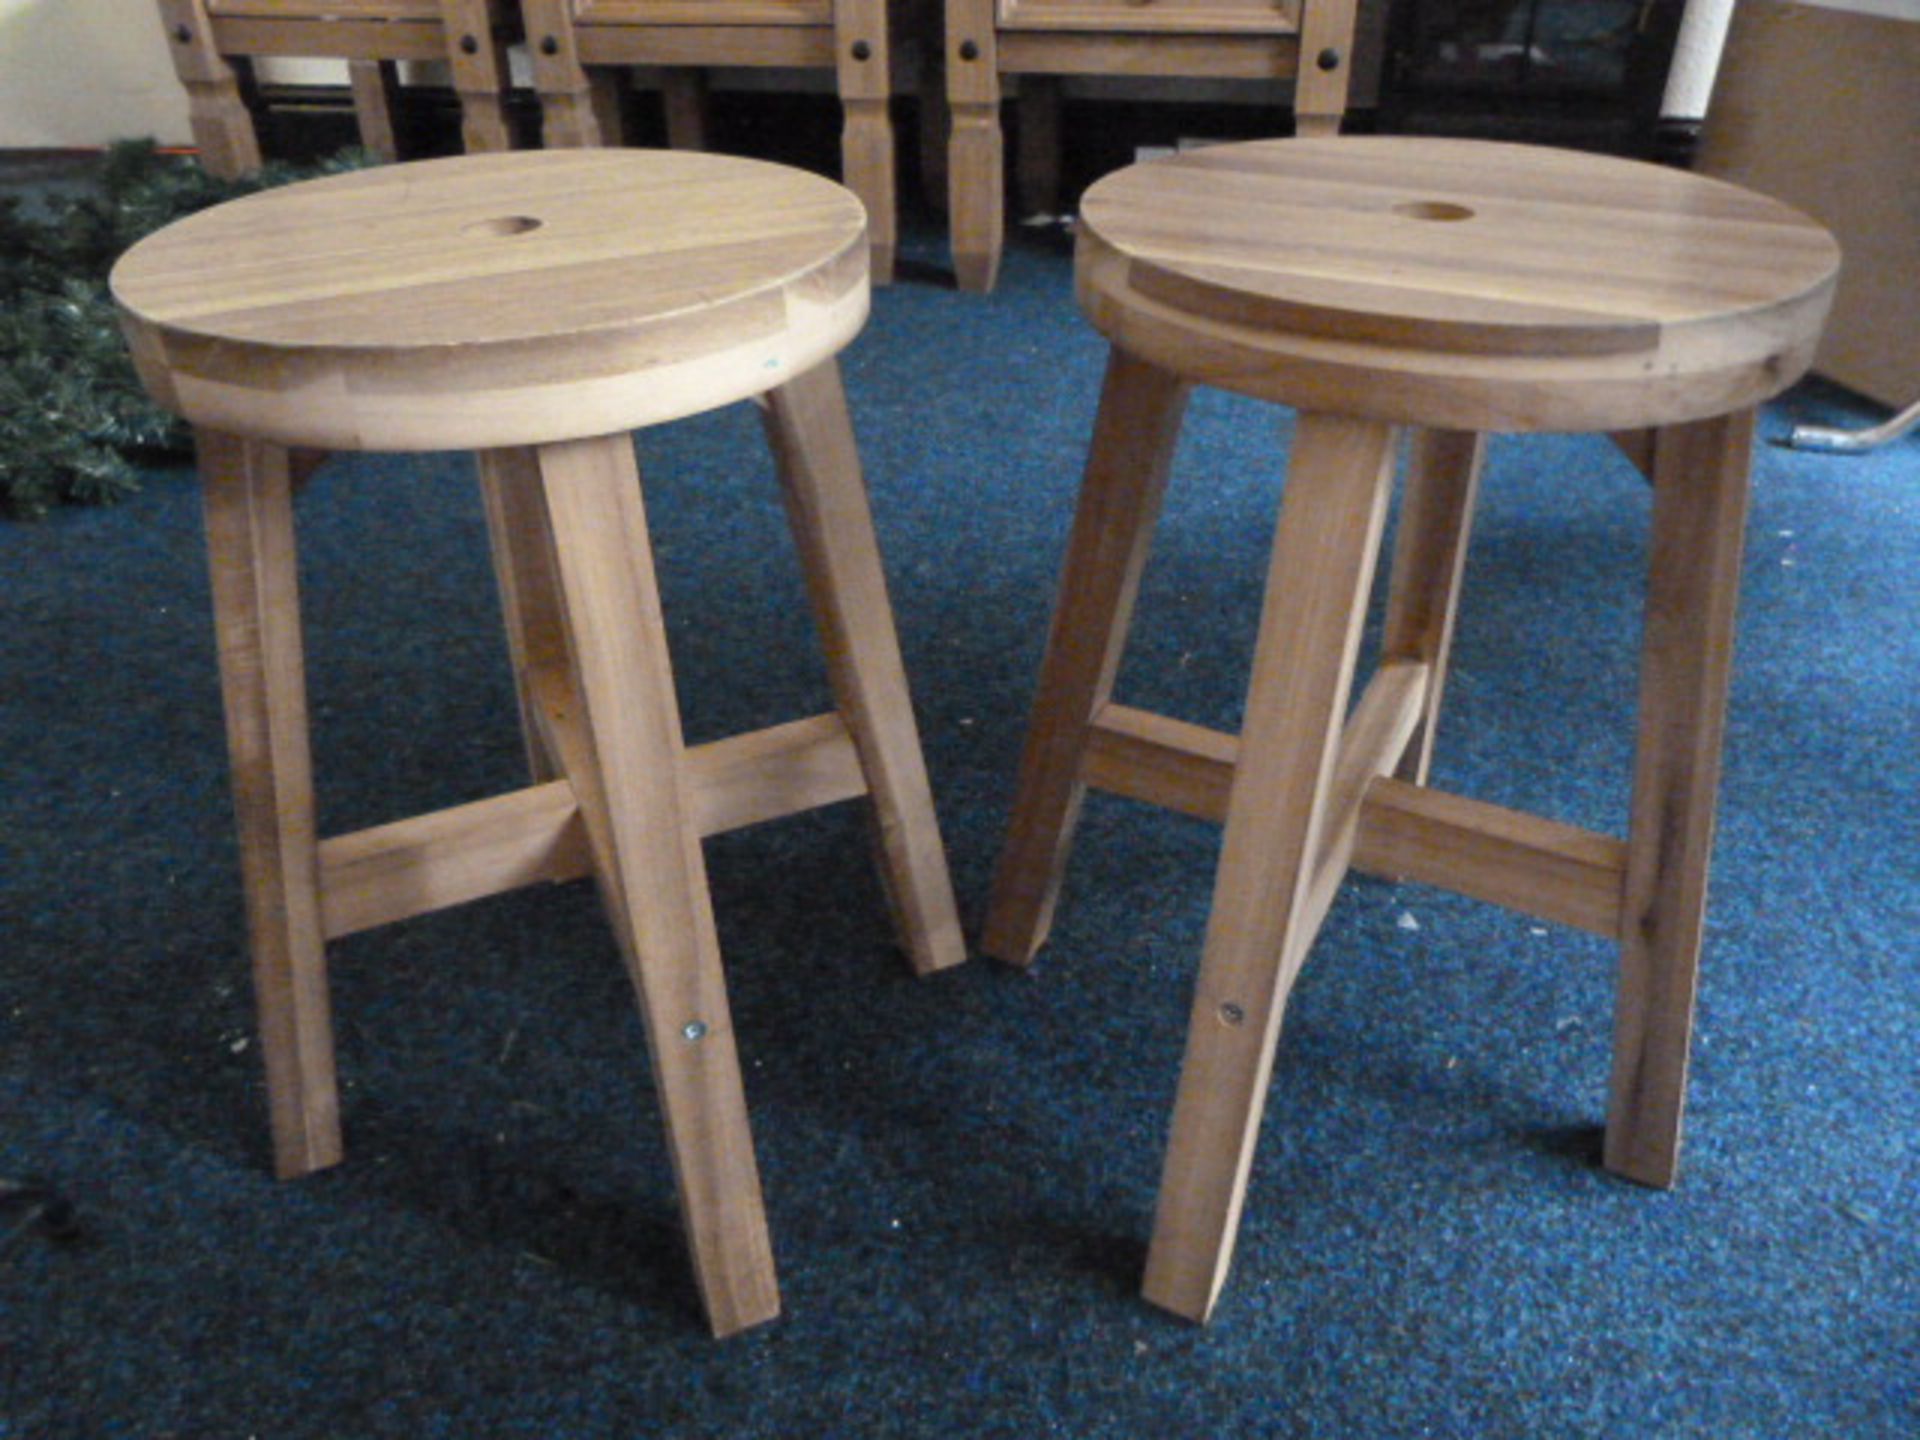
[198,429,342,1179]
[1143,413,1398,1323]
[945,0,1003,292]
[346,60,402,162]
[1607,410,1755,1187]
[1380,428,1485,785]
[155,0,264,178]
[835,0,897,284]
[762,363,964,974]
[442,0,514,152]
[535,433,780,1338]
[476,448,563,785]
[522,0,604,147]
[981,348,1189,966]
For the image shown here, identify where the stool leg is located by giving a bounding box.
[198,431,342,1179]
[980,349,1189,967]
[1607,410,1755,1187]
[763,363,965,975]
[1144,413,1398,1323]
[1380,428,1486,784]
[535,434,779,1338]
[477,448,563,783]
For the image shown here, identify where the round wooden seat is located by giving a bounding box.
[1075,137,1839,432]
[985,137,1843,1325]
[112,148,869,452]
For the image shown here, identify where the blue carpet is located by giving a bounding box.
[2,213,1916,1437]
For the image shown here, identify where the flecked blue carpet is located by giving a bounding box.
[2,211,1915,1437]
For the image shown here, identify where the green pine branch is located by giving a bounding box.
[2,140,375,521]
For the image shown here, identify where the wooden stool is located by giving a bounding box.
[521,0,899,284]
[154,0,517,175]
[110,148,965,1337]
[943,0,1361,293]
[981,137,1838,1321]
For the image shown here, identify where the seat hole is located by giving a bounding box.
[463,215,544,238]
[1393,201,1475,222]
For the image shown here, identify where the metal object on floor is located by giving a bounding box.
[1785,395,1920,454]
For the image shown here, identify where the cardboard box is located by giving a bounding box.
[1696,0,1920,408]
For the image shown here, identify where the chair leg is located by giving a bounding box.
[762,363,965,975]
[1607,410,1755,1188]
[841,96,898,286]
[155,0,264,177]
[535,433,779,1338]
[522,0,603,147]
[1380,428,1485,785]
[589,68,630,147]
[836,0,897,284]
[476,448,563,784]
[980,349,1190,967]
[198,430,341,1180]
[443,0,514,151]
[658,69,708,149]
[1143,413,1398,1323]
[346,60,402,161]
[1015,75,1062,219]
[945,0,1002,292]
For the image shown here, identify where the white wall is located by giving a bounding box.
[0,0,193,147]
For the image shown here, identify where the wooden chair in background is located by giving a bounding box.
[520,0,900,283]
[943,0,1360,292]
[153,0,516,177]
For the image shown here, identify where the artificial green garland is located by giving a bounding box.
[0,140,372,520]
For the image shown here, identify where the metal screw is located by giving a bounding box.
[540,35,560,56]
[851,39,872,61]
[1316,46,1342,71]
[682,1020,709,1042]
[1219,1002,1246,1027]
[173,23,192,43]
[460,34,480,54]
[959,40,980,61]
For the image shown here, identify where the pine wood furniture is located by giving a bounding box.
[153,0,517,175]
[520,0,900,283]
[982,137,1838,1321]
[110,148,965,1337]
[942,0,1361,292]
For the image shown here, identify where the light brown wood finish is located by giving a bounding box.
[198,429,341,1179]
[536,433,780,1339]
[985,138,1837,1320]
[112,150,870,452]
[118,150,958,1337]
[1607,409,1755,1187]
[153,0,514,176]
[763,364,967,974]
[345,60,403,161]
[945,0,1004,293]
[1380,428,1484,785]
[1078,138,1839,432]
[521,0,899,283]
[979,349,1190,966]
[942,0,1358,292]
[1143,410,1397,1322]
[476,448,566,784]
